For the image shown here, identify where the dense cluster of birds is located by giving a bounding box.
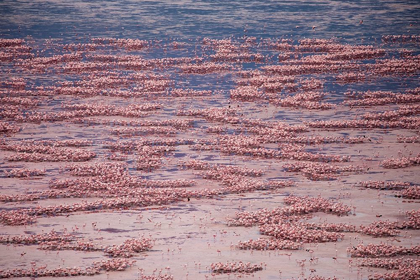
[0,34,419,279]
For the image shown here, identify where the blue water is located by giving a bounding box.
[1,0,419,43]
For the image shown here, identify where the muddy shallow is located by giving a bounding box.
[0,35,419,280]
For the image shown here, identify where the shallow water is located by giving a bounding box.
[1,0,420,42]
[1,1,420,280]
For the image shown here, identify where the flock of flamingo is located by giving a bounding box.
[0,34,419,279]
